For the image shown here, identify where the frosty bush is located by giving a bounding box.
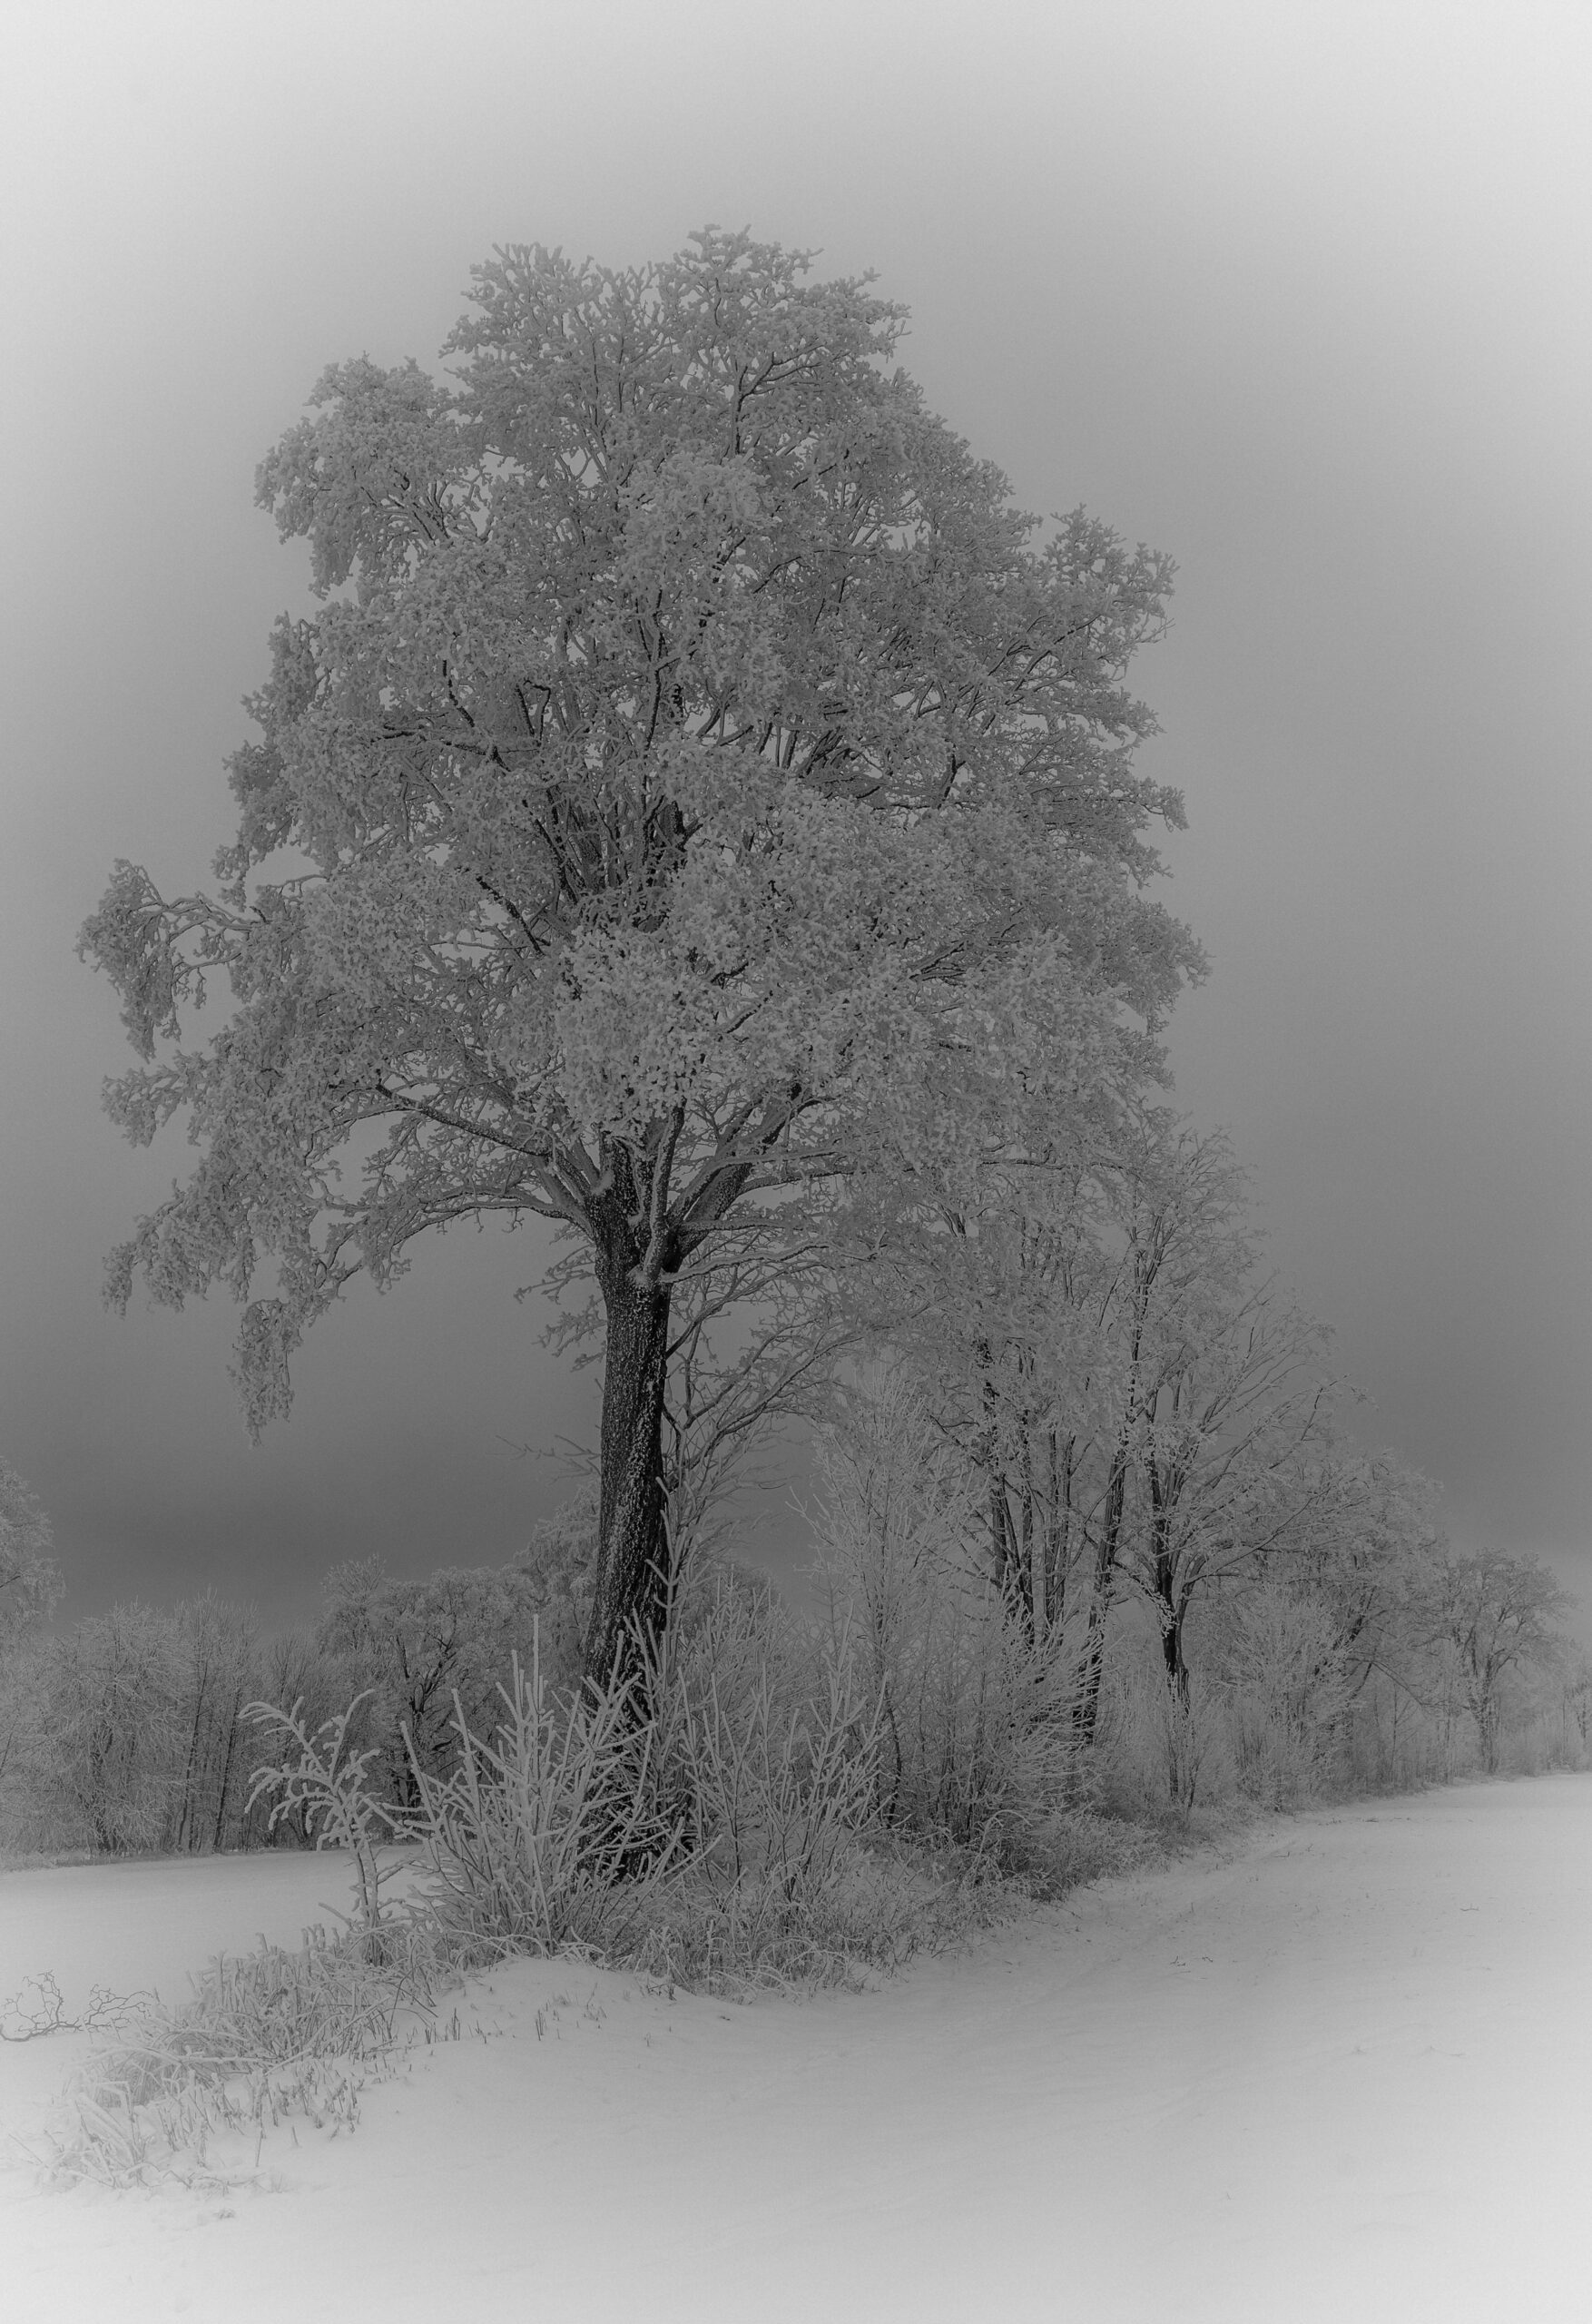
[809,1374,1088,1875]
[631,1581,906,1978]
[404,1590,906,1986]
[243,1585,988,1995]
[1107,1641,1235,1821]
[1229,1583,1354,1807]
[400,1631,688,1962]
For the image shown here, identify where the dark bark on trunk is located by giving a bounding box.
[1146,1452,1191,1709]
[583,1240,675,1696]
[975,1350,1012,1604]
[1017,1424,1037,1649]
[176,1668,207,1854]
[989,1473,1011,1593]
[1151,1503,1182,1705]
[880,1685,905,1824]
[1044,1427,1075,1649]
[1159,1591,1191,1709]
[574,1110,755,1708]
[212,1686,243,1853]
[88,1726,113,1854]
[1077,1437,1129,1746]
[1078,1297,1146,1746]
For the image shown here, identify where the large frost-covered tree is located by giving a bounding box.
[82,229,1198,1684]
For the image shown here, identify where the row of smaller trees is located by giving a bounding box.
[1216,1528,1576,1804]
[841,1105,1337,1733]
[808,1079,1585,1826]
[811,1358,1582,1838]
[0,1409,1581,1865]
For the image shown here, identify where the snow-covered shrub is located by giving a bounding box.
[186,1574,1017,2001]
[1108,1638,1235,1820]
[629,1579,898,1974]
[808,1374,1087,1872]
[403,1588,900,1984]
[1228,1582,1354,1807]
[644,1581,872,1880]
[401,1630,689,1962]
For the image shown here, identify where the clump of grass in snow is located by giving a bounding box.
[43,1917,449,2189]
[401,1630,690,1965]
[628,1827,1027,1996]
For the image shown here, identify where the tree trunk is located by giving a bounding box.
[584,1247,674,1694]
[1017,1425,1039,1649]
[211,1685,243,1853]
[1159,1590,1191,1709]
[1043,1427,1074,1649]
[976,1351,1014,1603]
[175,1668,207,1853]
[1078,1308,1145,1746]
[1149,1486,1190,1709]
[1478,1692,1499,1774]
[1076,1440,1129,1746]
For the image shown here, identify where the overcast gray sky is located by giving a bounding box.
[3,0,1588,1633]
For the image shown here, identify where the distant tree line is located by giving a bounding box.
[0,1398,1583,1864]
[0,1490,600,1858]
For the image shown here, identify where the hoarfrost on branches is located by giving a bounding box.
[81,228,1198,1682]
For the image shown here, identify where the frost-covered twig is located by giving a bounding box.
[245,1692,409,1933]
[1,1972,152,2042]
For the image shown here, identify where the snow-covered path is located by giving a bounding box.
[4,1776,1588,2323]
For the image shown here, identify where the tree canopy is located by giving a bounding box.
[82,228,1199,1681]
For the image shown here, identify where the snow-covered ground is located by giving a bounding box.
[3,1775,1588,2323]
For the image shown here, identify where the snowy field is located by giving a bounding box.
[3,1775,1589,2323]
